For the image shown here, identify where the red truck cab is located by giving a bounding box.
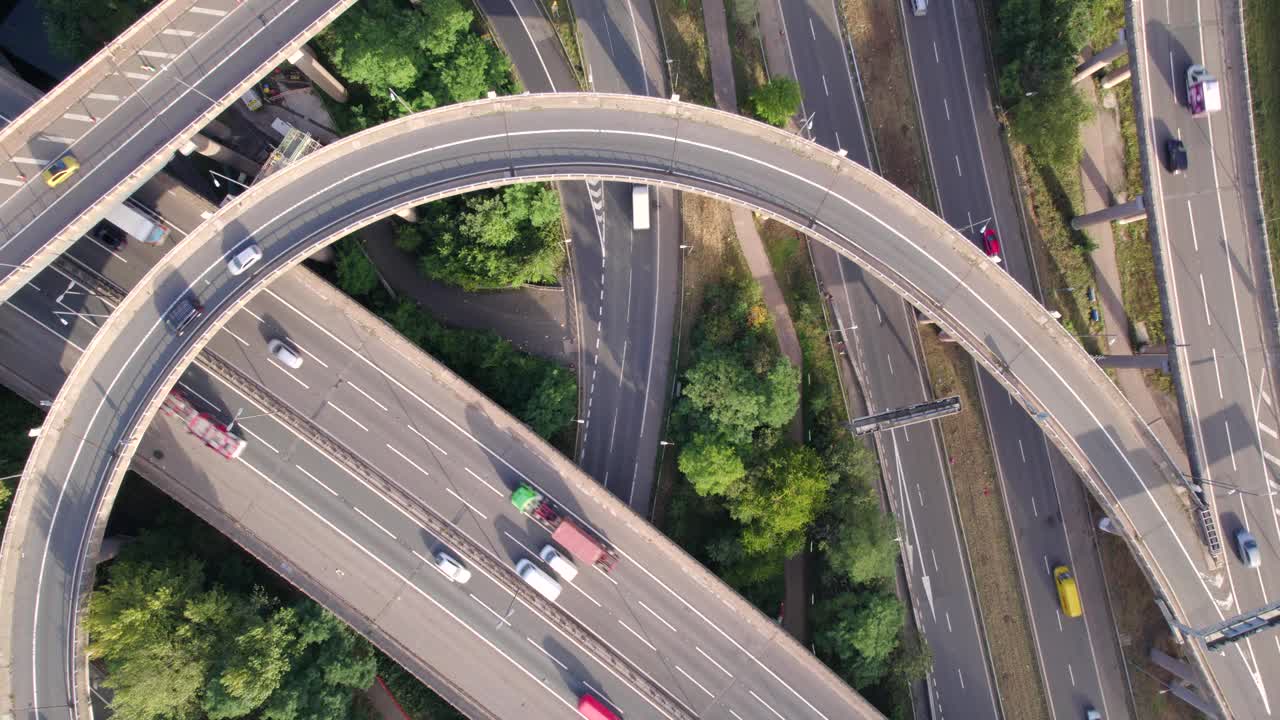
[577,693,619,720]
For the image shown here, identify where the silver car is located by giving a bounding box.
[1236,529,1261,569]
[227,241,263,276]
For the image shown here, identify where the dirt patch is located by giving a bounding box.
[654,0,714,106]
[1088,497,1201,720]
[839,0,933,205]
[921,326,1051,720]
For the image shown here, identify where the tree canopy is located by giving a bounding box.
[396,183,565,291]
[38,0,158,62]
[749,77,802,127]
[87,523,375,720]
[814,592,905,690]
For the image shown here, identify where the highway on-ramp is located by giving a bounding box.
[0,94,1223,719]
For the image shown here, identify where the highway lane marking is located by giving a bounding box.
[12,157,48,166]
[822,74,830,97]
[1056,609,1062,632]
[325,400,368,432]
[294,464,338,496]
[190,6,229,16]
[61,113,93,123]
[39,135,75,145]
[1031,497,1038,517]
[86,93,120,102]
[297,344,329,368]
[409,425,449,456]
[728,711,744,720]
[241,307,264,322]
[251,466,580,714]
[748,690,786,720]
[676,665,715,698]
[386,444,431,478]
[3,302,85,351]
[1043,555,1050,576]
[1187,201,1199,251]
[886,352,894,375]
[221,327,249,346]
[502,0,558,91]
[353,506,397,540]
[1018,439,1026,463]
[638,600,677,632]
[1265,451,1280,471]
[237,424,277,453]
[138,49,177,59]
[809,17,816,40]
[1199,274,1211,326]
[957,668,965,689]
[696,646,733,678]
[345,380,388,411]
[932,42,939,64]
[1259,422,1278,441]
[1263,389,1272,407]
[1212,347,1224,399]
[1224,422,1238,472]
[954,155,962,176]
[0,178,22,187]
[463,467,503,497]
[446,487,488,520]
[470,593,512,626]
[943,98,950,121]
[527,636,569,670]
[117,71,150,81]
[594,565,619,585]
[161,28,198,38]
[945,612,952,633]
[267,358,309,388]
[617,619,657,651]
[916,483,924,507]
[583,682,625,717]
[1067,663,1075,687]
[930,548,938,572]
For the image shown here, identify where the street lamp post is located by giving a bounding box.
[210,170,251,191]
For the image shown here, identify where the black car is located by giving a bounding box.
[1165,138,1188,174]
[89,221,127,250]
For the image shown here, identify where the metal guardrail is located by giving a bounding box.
[51,256,696,720]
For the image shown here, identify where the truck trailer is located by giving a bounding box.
[1186,64,1221,117]
[160,390,247,460]
[511,485,620,572]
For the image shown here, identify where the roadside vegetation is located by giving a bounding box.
[0,386,42,534]
[541,0,585,85]
[759,220,926,716]
[725,0,768,110]
[90,479,378,720]
[749,77,801,127]
[325,238,577,446]
[653,0,714,106]
[313,0,568,294]
[38,0,156,62]
[1245,0,1280,304]
[991,0,1123,351]
[376,655,465,720]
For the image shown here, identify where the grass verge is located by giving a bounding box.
[1245,0,1280,306]
[725,0,768,108]
[654,0,714,106]
[1088,497,1200,720]
[0,385,42,534]
[838,0,933,205]
[921,326,1051,720]
[540,0,585,86]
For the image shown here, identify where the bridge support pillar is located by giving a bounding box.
[288,45,348,103]
[1101,65,1132,89]
[178,134,259,176]
[1073,31,1127,84]
[1071,195,1145,229]
[395,206,419,223]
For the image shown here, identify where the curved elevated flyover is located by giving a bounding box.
[0,0,354,305]
[0,94,1225,718]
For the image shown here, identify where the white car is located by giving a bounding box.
[539,544,579,582]
[267,338,303,369]
[227,241,263,276]
[435,551,472,584]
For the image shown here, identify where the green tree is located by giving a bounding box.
[734,444,832,554]
[38,0,158,62]
[678,434,747,496]
[0,387,43,533]
[814,592,904,690]
[680,352,799,446]
[817,438,899,586]
[316,0,433,90]
[334,239,380,300]
[260,604,377,720]
[749,77,802,127]
[517,367,577,439]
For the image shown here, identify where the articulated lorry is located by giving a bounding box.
[160,390,247,460]
[511,485,620,572]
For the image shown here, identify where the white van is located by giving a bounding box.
[539,545,580,582]
[912,0,928,15]
[632,185,650,230]
[516,558,562,601]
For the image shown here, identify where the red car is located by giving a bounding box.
[981,225,1002,264]
[578,693,620,720]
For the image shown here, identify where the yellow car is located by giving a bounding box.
[43,154,80,188]
[1054,565,1082,618]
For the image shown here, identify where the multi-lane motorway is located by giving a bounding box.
[1,91,1227,720]
[899,1,1131,717]
[0,0,354,303]
[768,1,1001,715]
[1135,0,1280,715]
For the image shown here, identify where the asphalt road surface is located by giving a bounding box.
[1135,0,1280,715]
[770,0,1000,716]
[0,95,1228,720]
[477,0,678,515]
[0,0,353,304]
[900,1,1133,718]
